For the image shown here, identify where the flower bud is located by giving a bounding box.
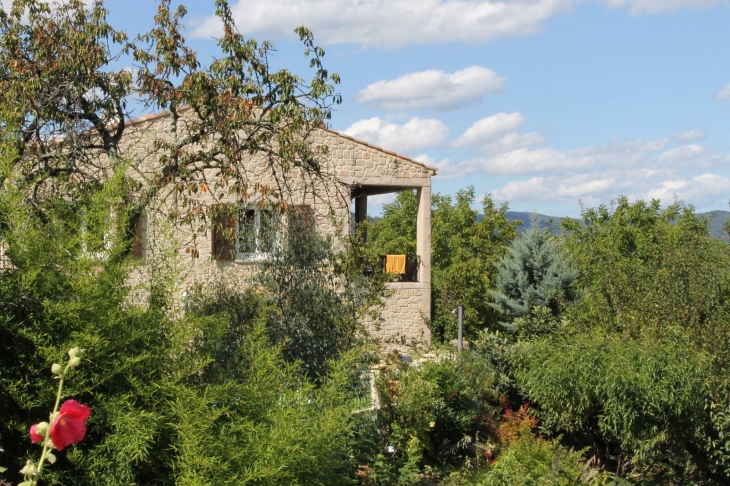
[51,363,63,375]
[68,346,80,358]
[20,460,37,476]
[35,422,48,437]
[69,356,81,368]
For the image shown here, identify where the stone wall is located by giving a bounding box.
[367,282,431,352]
[122,109,435,350]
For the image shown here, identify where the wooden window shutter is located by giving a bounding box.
[288,205,314,248]
[290,204,314,232]
[117,201,144,259]
[212,204,236,260]
[130,212,144,259]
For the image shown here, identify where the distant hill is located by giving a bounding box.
[477,212,566,233]
[505,212,565,232]
[366,209,730,240]
[697,210,730,240]
[497,210,730,240]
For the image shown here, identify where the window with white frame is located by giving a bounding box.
[79,207,144,260]
[236,206,280,260]
[212,203,312,261]
[80,208,112,260]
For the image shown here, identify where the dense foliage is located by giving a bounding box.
[366,190,419,256]
[509,198,730,484]
[0,181,364,485]
[257,222,388,379]
[367,187,518,343]
[3,2,730,484]
[368,193,730,484]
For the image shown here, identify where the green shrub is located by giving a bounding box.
[0,186,360,485]
[512,328,713,481]
[446,405,614,486]
[363,349,502,484]
[506,198,730,484]
[471,431,589,486]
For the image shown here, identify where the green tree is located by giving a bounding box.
[562,197,730,344]
[430,188,518,342]
[367,187,518,343]
[366,190,418,256]
[0,0,341,220]
[256,220,389,380]
[509,198,730,484]
[489,216,578,326]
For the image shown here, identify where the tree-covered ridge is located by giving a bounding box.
[502,209,730,240]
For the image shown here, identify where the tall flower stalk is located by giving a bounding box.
[20,347,90,486]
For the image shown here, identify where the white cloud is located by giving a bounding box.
[492,177,552,203]
[456,134,730,212]
[356,66,504,111]
[452,112,547,154]
[674,129,706,141]
[366,193,398,213]
[449,137,669,177]
[454,113,527,146]
[191,0,727,47]
[480,132,548,155]
[716,83,730,100]
[191,0,582,47]
[491,170,730,211]
[633,173,730,208]
[606,0,727,15]
[414,154,456,177]
[342,117,449,154]
[343,111,546,159]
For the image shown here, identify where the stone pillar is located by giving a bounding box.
[416,187,431,285]
[354,195,368,242]
[416,186,432,346]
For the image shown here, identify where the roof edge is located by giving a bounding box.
[324,127,439,174]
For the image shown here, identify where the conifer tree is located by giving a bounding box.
[490,216,578,320]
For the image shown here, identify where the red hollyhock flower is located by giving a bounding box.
[29,424,44,443]
[50,400,91,451]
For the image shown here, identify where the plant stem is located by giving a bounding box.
[31,361,70,486]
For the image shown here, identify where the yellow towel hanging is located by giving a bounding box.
[385,254,406,274]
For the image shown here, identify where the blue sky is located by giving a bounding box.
[106,0,730,216]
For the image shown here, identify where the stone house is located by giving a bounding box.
[124,109,437,349]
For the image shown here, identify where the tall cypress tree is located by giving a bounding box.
[489,216,578,320]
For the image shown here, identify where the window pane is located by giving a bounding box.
[258,209,278,253]
[238,209,256,254]
[81,209,107,254]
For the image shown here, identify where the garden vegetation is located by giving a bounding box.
[2,1,730,484]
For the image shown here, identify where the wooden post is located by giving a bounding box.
[354,195,368,243]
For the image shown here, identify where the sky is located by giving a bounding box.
[104,0,730,217]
